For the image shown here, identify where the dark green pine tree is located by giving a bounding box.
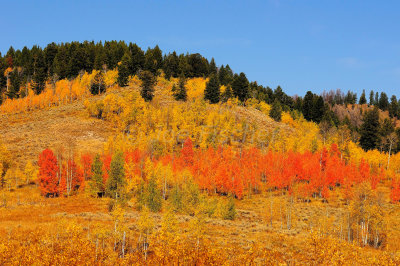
[218,65,227,85]
[32,48,47,94]
[389,95,399,118]
[359,107,380,151]
[378,92,389,111]
[302,91,314,121]
[380,118,394,138]
[359,90,367,105]
[20,46,33,77]
[5,46,15,67]
[94,44,107,70]
[209,57,217,75]
[294,96,303,112]
[163,51,179,79]
[269,98,282,122]
[204,73,220,104]
[90,154,104,197]
[174,75,187,101]
[369,90,374,105]
[144,45,163,75]
[231,72,249,102]
[374,92,379,106]
[187,53,208,77]
[218,64,234,86]
[274,86,284,103]
[68,44,89,78]
[312,96,325,123]
[106,152,126,199]
[7,70,21,99]
[53,45,69,79]
[139,70,156,101]
[117,52,131,87]
[129,43,145,74]
[44,42,58,76]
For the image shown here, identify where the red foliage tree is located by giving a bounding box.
[391,177,400,203]
[38,149,59,197]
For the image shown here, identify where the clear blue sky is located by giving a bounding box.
[1,0,400,97]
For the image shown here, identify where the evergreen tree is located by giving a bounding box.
[359,107,380,151]
[389,95,399,118]
[93,44,107,70]
[218,65,227,85]
[209,57,217,75]
[53,45,69,79]
[90,154,104,197]
[44,42,58,76]
[20,46,33,77]
[7,69,21,99]
[302,91,314,121]
[106,152,126,199]
[312,96,325,123]
[374,92,379,106]
[269,98,282,122]
[274,86,285,103]
[204,73,220,104]
[359,89,367,105]
[344,90,357,104]
[187,53,208,77]
[32,48,47,94]
[104,40,126,70]
[144,45,163,75]
[163,51,179,79]
[178,54,190,77]
[218,64,233,86]
[378,92,389,111]
[129,43,145,74]
[369,90,374,105]
[68,43,89,77]
[174,75,187,101]
[294,96,303,112]
[139,70,156,101]
[380,118,394,138]
[231,72,249,102]
[224,64,233,81]
[117,52,131,87]
[5,46,15,67]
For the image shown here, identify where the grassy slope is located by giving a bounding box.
[0,97,115,166]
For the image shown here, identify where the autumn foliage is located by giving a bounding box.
[38,141,387,201]
[38,149,59,196]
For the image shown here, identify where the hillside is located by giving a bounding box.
[1,70,400,264]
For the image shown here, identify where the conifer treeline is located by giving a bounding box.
[0,41,295,107]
